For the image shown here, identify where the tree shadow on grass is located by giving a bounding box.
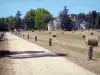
[0,50,67,59]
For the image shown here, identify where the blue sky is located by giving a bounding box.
[0,0,100,17]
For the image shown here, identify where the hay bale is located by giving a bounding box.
[72,30,75,33]
[88,29,90,31]
[97,30,99,32]
[52,33,56,37]
[62,32,64,34]
[82,35,86,38]
[85,36,98,46]
[39,30,41,32]
[49,32,51,34]
[90,32,94,35]
[81,30,84,32]
[52,35,56,37]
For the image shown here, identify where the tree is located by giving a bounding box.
[78,13,86,20]
[34,9,41,30]
[7,15,15,30]
[0,18,6,31]
[59,6,72,31]
[85,12,92,29]
[5,11,22,31]
[35,8,52,30]
[24,9,36,30]
[91,10,97,29]
[4,17,9,31]
[15,11,22,29]
[96,12,100,29]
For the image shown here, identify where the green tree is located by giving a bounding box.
[15,11,22,30]
[24,9,36,30]
[4,17,9,31]
[78,13,86,20]
[7,15,15,30]
[35,8,53,30]
[91,10,97,29]
[85,12,92,29]
[59,6,72,31]
[0,17,6,31]
[96,12,100,29]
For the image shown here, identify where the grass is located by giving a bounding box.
[66,45,100,59]
[14,30,100,59]
[67,46,86,54]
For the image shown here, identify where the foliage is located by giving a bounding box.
[34,8,53,30]
[85,12,92,29]
[24,9,36,30]
[96,12,100,29]
[0,18,6,31]
[78,13,86,20]
[15,11,22,29]
[91,10,97,28]
[24,8,52,30]
[59,6,72,31]
[0,7,100,31]
[5,11,22,31]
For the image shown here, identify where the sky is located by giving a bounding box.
[0,0,100,17]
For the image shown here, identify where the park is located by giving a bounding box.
[0,1,100,75]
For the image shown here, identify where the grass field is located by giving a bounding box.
[19,30,100,59]
[12,30,100,74]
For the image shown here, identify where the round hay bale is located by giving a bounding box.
[81,30,84,32]
[72,30,74,33]
[49,32,51,34]
[32,29,35,32]
[62,32,64,34]
[39,30,41,32]
[85,36,98,46]
[90,32,94,35]
[42,28,45,31]
[52,32,57,37]
[82,35,86,38]
[52,35,56,37]
[97,30,99,32]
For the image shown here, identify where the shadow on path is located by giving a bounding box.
[0,50,67,59]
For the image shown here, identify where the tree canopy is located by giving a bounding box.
[34,8,53,30]
[24,9,36,30]
[0,7,100,31]
[59,6,72,31]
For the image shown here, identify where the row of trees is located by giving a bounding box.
[24,8,53,30]
[0,18,7,31]
[0,7,100,31]
[0,8,53,31]
[0,11,22,31]
[71,11,100,29]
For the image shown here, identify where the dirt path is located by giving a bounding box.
[2,32,97,75]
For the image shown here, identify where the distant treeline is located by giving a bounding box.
[0,7,100,31]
